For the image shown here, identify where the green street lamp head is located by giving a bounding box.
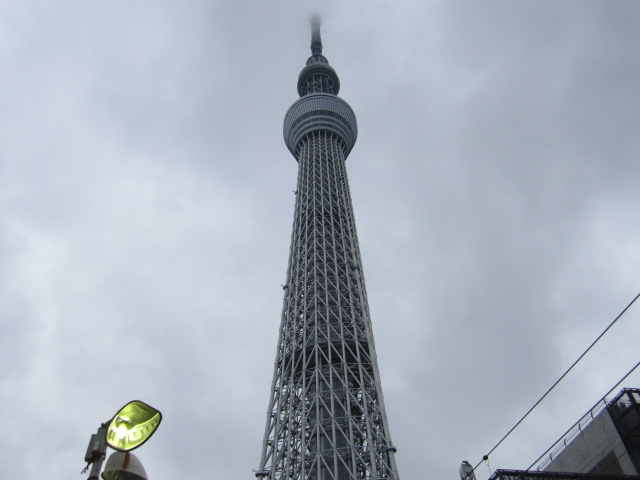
[106,400,162,452]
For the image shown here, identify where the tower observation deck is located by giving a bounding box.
[256,16,400,480]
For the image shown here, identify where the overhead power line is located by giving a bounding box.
[527,359,640,471]
[472,290,640,473]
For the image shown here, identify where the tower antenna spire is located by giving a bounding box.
[296,13,340,96]
[310,14,322,56]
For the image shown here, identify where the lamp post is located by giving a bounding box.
[83,400,162,480]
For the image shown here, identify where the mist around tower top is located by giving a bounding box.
[310,13,321,27]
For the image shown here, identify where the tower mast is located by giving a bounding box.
[256,17,400,480]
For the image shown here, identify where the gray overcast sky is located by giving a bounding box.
[1,1,639,479]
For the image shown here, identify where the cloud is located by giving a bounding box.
[1,1,639,479]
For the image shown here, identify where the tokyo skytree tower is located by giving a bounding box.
[255,17,400,480]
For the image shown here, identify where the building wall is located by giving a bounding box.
[544,408,637,475]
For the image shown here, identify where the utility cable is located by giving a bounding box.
[526,359,640,471]
[472,290,640,473]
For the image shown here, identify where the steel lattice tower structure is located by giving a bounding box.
[256,17,400,480]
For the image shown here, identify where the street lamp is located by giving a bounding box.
[83,400,162,480]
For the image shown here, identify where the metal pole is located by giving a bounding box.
[85,424,108,480]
